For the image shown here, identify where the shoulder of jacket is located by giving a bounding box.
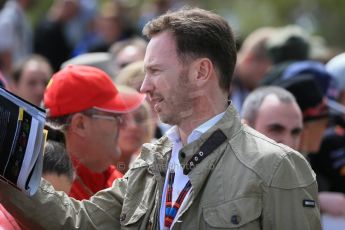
[141,135,171,157]
[229,125,316,189]
[129,135,171,170]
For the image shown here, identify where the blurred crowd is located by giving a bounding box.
[232,22,345,229]
[0,0,345,229]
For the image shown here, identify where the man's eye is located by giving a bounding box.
[151,69,161,74]
[268,125,284,133]
[291,129,302,136]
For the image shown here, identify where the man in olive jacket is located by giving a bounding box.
[0,7,321,230]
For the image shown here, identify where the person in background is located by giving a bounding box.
[260,24,317,87]
[244,76,330,154]
[137,0,182,31]
[326,52,345,111]
[43,124,74,194]
[0,23,13,89]
[34,0,78,71]
[109,37,147,75]
[12,54,53,107]
[115,85,154,173]
[0,8,321,229]
[0,0,36,89]
[241,82,345,218]
[308,52,345,216]
[260,43,336,152]
[231,27,276,113]
[44,65,145,200]
[242,86,303,150]
[85,0,133,53]
[319,52,345,159]
[115,60,145,91]
[63,0,98,53]
[273,75,329,153]
[273,74,345,217]
[60,52,114,78]
[0,0,34,66]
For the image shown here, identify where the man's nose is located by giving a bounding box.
[140,75,153,94]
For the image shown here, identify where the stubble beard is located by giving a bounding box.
[158,69,194,126]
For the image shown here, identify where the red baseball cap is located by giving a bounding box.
[44,65,146,117]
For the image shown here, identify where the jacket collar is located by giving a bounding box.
[179,105,242,167]
[136,104,242,175]
[177,105,243,212]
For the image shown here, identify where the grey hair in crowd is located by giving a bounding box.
[43,140,74,181]
[242,86,297,126]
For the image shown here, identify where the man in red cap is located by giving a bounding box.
[44,65,146,200]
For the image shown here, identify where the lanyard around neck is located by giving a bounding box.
[164,169,192,228]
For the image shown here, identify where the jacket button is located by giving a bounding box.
[231,215,241,225]
[120,213,126,221]
[180,152,186,158]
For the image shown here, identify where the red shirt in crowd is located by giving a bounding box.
[69,159,123,200]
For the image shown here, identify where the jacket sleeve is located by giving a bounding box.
[0,177,127,229]
[262,151,322,230]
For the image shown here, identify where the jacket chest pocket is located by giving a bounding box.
[203,196,262,229]
[120,175,158,229]
[120,201,148,228]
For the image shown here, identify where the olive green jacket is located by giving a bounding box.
[1,105,321,229]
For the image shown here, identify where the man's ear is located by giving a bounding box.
[69,113,88,137]
[190,58,213,87]
[196,58,212,81]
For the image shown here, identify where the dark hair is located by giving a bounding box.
[46,115,72,132]
[266,25,310,64]
[43,140,74,181]
[273,74,328,122]
[143,7,237,92]
[43,123,73,180]
[45,123,66,144]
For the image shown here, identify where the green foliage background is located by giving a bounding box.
[28,0,345,50]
